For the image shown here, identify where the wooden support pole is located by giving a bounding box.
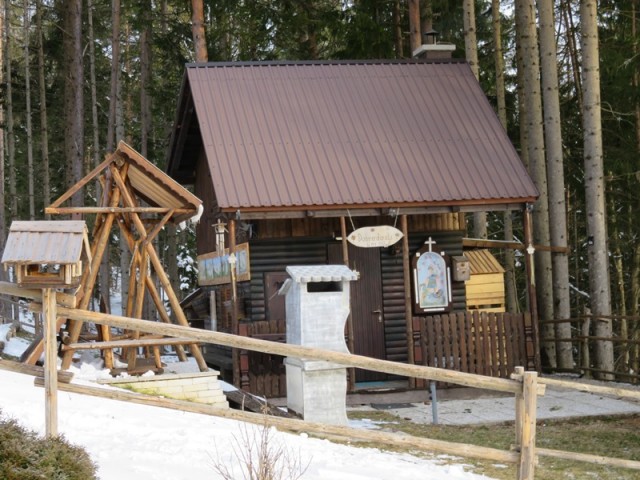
[61,184,122,369]
[517,371,538,480]
[229,219,242,387]
[118,224,188,361]
[401,215,415,389]
[43,288,58,437]
[514,366,525,451]
[112,168,207,370]
[340,216,355,392]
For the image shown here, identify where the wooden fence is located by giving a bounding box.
[415,311,539,384]
[4,282,640,480]
[539,315,640,382]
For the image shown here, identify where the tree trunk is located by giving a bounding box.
[0,0,5,279]
[393,0,403,58]
[560,0,583,112]
[464,0,485,239]
[36,0,50,219]
[408,0,420,55]
[140,0,152,157]
[191,0,208,62]
[24,0,35,219]
[580,0,614,378]
[63,0,84,209]
[538,0,573,369]
[515,0,556,367]
[106,0,120,153]
[492,0,517,312]
[5,0,16,220]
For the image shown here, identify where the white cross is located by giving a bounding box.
[424,236,436,252]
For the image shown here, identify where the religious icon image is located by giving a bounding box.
[412,237,452,313]
[417,252,448,309]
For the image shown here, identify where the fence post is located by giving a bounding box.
[517,370,538,480]
[43,288,58,437]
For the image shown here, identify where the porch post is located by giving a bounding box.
[401,215,416,389]
[523,205,541,370]
[340,216,356,392]
[229,218,241,387]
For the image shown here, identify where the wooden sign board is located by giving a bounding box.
[197,243,250,286]
[347,226,403,248]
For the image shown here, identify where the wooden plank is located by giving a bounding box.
[0,281,76,308]
[34,379,519,464]
[426,315,436,368]
[473,310,484,374]
[537,447,640,470]
[496,313,507,377]
[489,313,499,377]
[442,314,452,370]
[0,358,73,383]
[39,304,537,394]
[61,337,200,350]
[539,377,640,401]
[466,311,476,375]
[504,313,516,374]
[432,315,445,368]
[482,312,491,376]
[450,313,460,371]
[457,312,468,373]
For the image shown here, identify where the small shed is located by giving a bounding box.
[464,249,506,312]
[2,221,91,288]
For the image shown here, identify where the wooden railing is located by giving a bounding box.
[539,315,640,382]
[4,282,640,480]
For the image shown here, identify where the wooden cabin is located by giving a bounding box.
[166,59,540,396]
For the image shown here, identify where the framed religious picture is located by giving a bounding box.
[411,238,452,314]
[197,243,251,286]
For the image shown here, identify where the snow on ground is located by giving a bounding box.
[0,353,492,480]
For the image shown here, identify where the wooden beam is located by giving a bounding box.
[0,281,76,308]
[46,206,192,215]
[61,337,200,351]
[34,379,520,464]
[48,154,115,208]
[463,238,570,254]
[0,358,73,382]
[37,304,546,395]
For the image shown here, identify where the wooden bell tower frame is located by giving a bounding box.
[36,141,207,372]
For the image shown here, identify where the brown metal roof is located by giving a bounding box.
[2,221,89,265]
[168,60,537,213]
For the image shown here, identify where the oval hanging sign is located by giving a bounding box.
[347,226,404,248]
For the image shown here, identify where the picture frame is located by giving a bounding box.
[197,242,250,286]
[411,248,452,314]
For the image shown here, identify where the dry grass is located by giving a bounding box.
[347,411,640,479]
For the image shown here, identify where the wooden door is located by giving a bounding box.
[329,244,386,382]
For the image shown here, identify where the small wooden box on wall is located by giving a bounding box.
[1,221,91,289]
[452,255,471,282]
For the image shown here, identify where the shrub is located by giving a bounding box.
[0,411,97,480]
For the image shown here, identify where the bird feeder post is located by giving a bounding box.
[43,287,58,437]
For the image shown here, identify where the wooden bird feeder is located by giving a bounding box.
[1,221,91,289]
